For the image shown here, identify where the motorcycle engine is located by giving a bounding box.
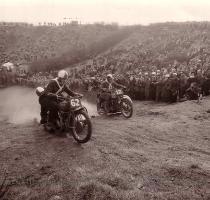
[59,101,70,111]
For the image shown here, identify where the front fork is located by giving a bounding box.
[66,113,74,129]
[66,108,84,130]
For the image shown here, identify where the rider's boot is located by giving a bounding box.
[40,117,47,124]
[51,118,60,130]
[40,112,48,124]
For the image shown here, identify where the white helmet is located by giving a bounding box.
[107,74,113,79]
[58,70,68,79]
[36,87,44,96]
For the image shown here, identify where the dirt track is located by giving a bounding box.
[0,91,210,199]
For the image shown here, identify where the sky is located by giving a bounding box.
[0,0,210,25]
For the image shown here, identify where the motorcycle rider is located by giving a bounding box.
[36,86,47,124]
[99,74,126,114]
[36,70,81,127]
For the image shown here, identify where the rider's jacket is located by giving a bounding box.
[44,78,76,98]
[101,79,124,92]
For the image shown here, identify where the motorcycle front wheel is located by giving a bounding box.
[68,110,92,143]
[120,98,133,118]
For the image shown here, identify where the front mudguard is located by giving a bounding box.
[74,106,88,114]
[122,95,133,104]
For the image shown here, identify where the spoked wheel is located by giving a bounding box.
[68,110,92,143]
[97,106,105,115]
[120,99,133,118]
[96,99,104,115]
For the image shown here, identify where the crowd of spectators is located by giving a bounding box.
[1,60,209,104]
[0,22,122,69]
[1,22,210,103]
[74,62,210,103]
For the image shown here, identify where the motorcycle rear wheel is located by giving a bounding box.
[68,110,92,143]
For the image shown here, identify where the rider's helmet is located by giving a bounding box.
[58,70,68,80]
[107,74,113,79]
[36,87,44,97]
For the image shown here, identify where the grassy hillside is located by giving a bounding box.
[73,22,210,77]
[0,23,131,71]
[0,88,210,200]
[1,22,210,74]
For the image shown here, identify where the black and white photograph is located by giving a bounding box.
[0,0,210,199]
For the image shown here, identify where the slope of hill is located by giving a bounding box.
[0,86,210,200]
[1,22,210,74]
[73,22,210,77]
[0,23,131,71]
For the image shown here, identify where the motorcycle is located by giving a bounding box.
[44,95,92,143]
[97,89,133,118]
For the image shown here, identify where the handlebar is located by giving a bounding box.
[57,94,83,101]
[74,93,83,99]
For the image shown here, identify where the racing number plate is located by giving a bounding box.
[70,98,81,108]
[116,90,123,95]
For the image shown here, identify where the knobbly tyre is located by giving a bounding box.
[97,89,133,118]
[44,95,92,143]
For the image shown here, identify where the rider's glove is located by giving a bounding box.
[74,93,82,97]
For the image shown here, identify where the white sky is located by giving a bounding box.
[0,0,210,25]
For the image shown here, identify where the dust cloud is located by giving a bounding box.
[0,86,97,124]
[0,86,40,124]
